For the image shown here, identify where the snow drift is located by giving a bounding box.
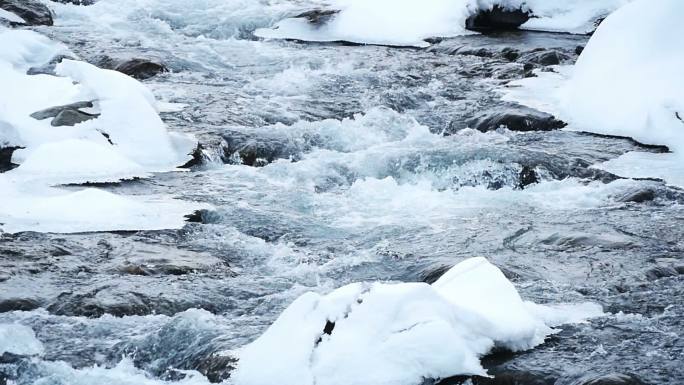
[255,0,630,47]
[0,27,205,233]
[233,257,603,385]
[504,0,684,187]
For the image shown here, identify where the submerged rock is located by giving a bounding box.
[221,130,300,167]
[468,105,567,132]
[196,354,238,383]
[465,6,530,32]
[0,0,53,26]
[518,165,539,188]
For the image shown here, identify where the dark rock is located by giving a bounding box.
[615,188,656,204]
[178,144,205,169]
[0,298,41,313]
[421,265,452,284]
[500,47,520,61]
[524,50,570,66]
[294,9,339,26]
[468,106,566,132]
[195,354,237,383]
[114,59,168,80]
[575,45,585,55]
[519,165,539,188]
[0,0,53,26]
[51,109,99,127]
[0,146,21,173]
[221,130,299,167]
[645,265,679,281]
[30,101,94,120]
[466,5,530,32]
[54,0,96,5]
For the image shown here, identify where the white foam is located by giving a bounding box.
[0,323,44,356]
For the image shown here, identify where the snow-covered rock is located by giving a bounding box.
[255,0,631,47]
[0,27,205,233]
[504,0,684,187]
[233,257,603,385]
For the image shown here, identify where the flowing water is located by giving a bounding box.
[1,1,683,384]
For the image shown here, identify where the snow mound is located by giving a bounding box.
[503,0,684,188]
[255,0,629,47]
[0,323,44,356]
[233,257,603,385]
[0,28,205,233]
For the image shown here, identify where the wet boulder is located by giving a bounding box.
[195,354,238,383]
[54,0,96,4]
[0,0,53,26]
[465,5,530,32]
[521,49,572,67]
[114,58,168,80]
[221,130,301,167]
[468,105,566,132]
[518,165,539,188]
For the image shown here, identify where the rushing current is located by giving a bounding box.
[0,1,682,384]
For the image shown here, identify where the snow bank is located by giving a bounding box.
[0,323,44,356]
[255,0,629,47]
[504,0,684,187]
[233,257,602,385]
[0,28,205,233]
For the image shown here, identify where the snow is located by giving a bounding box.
[0,323,44,356]
[0,8,25,24]
[255,0,629,47]
[0,28,205,234]
[233,257,603,385]
[503,0,684,188]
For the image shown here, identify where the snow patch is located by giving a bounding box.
[233,257,602,385]
[503,0,684,187]
[255,0,629,47]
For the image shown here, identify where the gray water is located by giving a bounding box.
[1,1,683,384]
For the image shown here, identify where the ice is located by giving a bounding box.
[503,0,684,188]
[255,0,629,47]
[233,257,603,385]
[0,323,44,356]
[0,28,204,233]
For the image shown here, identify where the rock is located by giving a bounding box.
[51,109,99,127]
[0,146,21,173]
[524,50,571,66]
[114,59,168,80]
[465,5,530,32]
[195,354,238,383]
[221,130,299,167]
[0,0,53,26]
[575,45,585,55]
[31,101,99,127]
[645,265,679,281]
[54,0,96,4]
[0,298,41,313]
[30,101,94,120]
[294,9,339,26]
[615,188,656,204]
[420,265,453,284]
[468,105,567,132]
[519,165,539,188]
[178,144,205,169]
[500,47,520,61]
